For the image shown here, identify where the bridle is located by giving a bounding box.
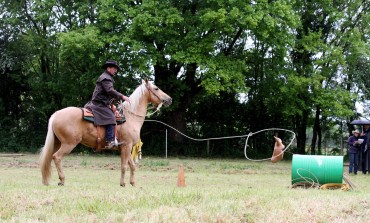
[145,83,162,103]
[119,83,163,118]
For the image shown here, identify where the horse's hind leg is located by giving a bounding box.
[52,144,76,186]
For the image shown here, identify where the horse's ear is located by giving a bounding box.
[142,78,149,85]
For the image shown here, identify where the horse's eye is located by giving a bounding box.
[154,87,159,90]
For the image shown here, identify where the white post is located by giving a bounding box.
[165,129,168,158]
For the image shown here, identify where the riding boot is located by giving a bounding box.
[105,124,115,149]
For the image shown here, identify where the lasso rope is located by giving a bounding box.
[244,128,296,162]
[145,120,296,162]
[144,119,354,190]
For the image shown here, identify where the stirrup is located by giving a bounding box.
[105,141,116,149]
[105,138,119,149]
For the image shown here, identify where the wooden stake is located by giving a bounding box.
[177,164,186,187]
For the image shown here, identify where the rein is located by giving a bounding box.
[119,101,163,118]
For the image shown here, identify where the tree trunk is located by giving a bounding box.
[310,106,321,155]
[317,124,322,155]
[165,110,186,142]
[295,109,309,154]
[154,60,201,144]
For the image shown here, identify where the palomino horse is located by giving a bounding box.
[39,79,172,186]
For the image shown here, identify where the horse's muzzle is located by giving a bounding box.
[162,97,172,107]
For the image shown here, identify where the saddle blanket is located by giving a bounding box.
[82,108,125,125]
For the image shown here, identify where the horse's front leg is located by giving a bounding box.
[128,157,136,186]
[120,146,132,187]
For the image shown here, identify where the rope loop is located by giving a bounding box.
[145,120,296,162]
[244,128,296,162]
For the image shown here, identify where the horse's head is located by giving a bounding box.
[143,79,172,107]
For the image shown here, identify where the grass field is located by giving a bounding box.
[0,153,369,223]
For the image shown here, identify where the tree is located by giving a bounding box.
[1,0,369,156]
[287,0,369,154]
[119,0,299,146]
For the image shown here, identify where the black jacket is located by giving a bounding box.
[89,71,123,125]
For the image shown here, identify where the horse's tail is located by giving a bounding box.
[39,114,56,185]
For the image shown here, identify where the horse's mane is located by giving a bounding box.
[124,82,147,110]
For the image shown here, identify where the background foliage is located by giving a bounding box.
[1,0,370,157]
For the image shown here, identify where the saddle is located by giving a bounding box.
[82,107,125,125]
[81,107,126,151]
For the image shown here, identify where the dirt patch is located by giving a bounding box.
[0,153,25,157]
[0,160,39,168]
[0,154,39,168]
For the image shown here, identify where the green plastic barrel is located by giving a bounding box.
[291,155,343,184]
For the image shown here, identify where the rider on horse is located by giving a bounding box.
[88,60,130,148]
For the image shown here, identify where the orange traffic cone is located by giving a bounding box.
[177,164,186,187]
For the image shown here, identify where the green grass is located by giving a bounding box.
[0,154,369,222]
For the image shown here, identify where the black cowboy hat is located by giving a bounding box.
[102,60,121,71]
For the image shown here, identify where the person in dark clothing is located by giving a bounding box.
[348,130,361,174]
[89,60,130,148]
[360,124,370,174]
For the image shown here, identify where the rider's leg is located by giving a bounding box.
[106,124,115,148]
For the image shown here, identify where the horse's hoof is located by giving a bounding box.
[120,183,125,187]
[58,182,64,186]
[130,183,136,187]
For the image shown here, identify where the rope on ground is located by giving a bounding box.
[290,168,354,191]
[320,183,352,191]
